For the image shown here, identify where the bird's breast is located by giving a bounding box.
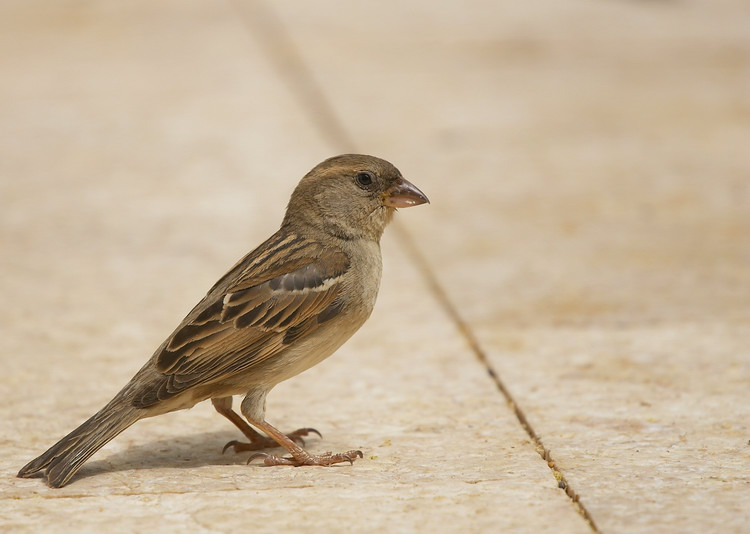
[343,239,383,321]
[261,241,383,386]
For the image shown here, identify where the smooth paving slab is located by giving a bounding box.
[270,0,750,532]
[1,1,591,532]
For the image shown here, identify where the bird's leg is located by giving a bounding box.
[211,397,319,453]
[245,418,363,467]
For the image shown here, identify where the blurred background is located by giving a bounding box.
[1,1,748,532]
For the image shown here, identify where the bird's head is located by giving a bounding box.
[284,154,429,241]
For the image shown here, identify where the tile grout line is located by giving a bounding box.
[231,1,599,531]
[393,227,600,533]
[230,0,356,153]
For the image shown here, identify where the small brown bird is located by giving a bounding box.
[18,154,428,488]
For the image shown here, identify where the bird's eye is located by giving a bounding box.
[356,171,375,187]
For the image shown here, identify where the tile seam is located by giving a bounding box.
[393,226,601,533]
[230,0,357,152]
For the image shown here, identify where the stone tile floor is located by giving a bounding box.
[1,1,748,532]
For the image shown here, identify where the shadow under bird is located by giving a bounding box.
[18,154,429,488]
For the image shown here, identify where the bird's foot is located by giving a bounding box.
[222,428,321,454]
[248,449,363,466]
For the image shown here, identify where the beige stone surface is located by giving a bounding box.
[2,0,748,532]
[1,1,589,533]
[268,0,750,532]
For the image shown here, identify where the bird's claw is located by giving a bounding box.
[247,452,271,465]
[247,449,363,467]
[296,427,323,439]
[332,450,364,465]
[284,427,322,447]
[222,440,242,454]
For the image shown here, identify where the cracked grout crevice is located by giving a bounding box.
[230,0,600,531]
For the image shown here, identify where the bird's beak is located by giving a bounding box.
[383,178,430,208]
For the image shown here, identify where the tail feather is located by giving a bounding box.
[18,399,141,487]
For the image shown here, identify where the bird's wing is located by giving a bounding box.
[133,231,349,408]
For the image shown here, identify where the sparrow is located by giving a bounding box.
[18,154,429,488]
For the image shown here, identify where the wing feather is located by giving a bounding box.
[133,231,350,408]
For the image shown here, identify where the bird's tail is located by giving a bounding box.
[17,397,141,488]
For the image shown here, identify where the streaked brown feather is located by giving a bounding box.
[136,231,350,408]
